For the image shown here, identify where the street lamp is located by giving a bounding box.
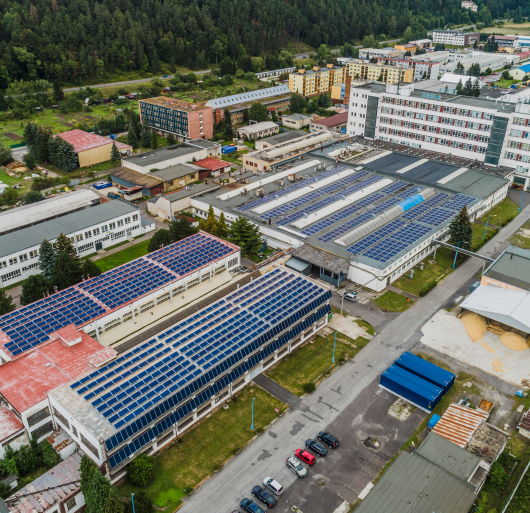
[519,189,526,212]
[251,397,255,431]
[483,215,496,240]
[453,241,469,269]
[131,493,136,513]
[332,332,336,363]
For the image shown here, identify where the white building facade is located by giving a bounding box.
[432,30,480,46]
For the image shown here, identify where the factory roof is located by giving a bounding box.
[0,407,24,443]
[193,158,230,171]
[205,85,291,109]
[282,113,312,120]
[311,112,348,127]
[0,189,100,235]
[151,163,202,181]
[139,97,211,112]
[111,167,163,188]
[0,200,140,260]
[154,182,220,203]
[124,140,217,167]
[238,121,279,135]
[483,245,530,291]
[466,422,509,464]
[57,129,132,153]
[259,130,307,146]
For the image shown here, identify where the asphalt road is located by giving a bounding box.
[178,200,530,513]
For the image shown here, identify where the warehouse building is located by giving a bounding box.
[432,30,480,46]
[289,65,347,96]
[123,140,221,174]
[237,121,279,140]
[111,167,165,197]
[138,98,213,141]
[0,200,152,287]
[48,267,331,481]
[310,112,348,133]
[481,245,530,291]
[347,80,530,187]
[189,144,508,291]
[0,189,101,236]
[56,130,132,168]
[345,61,413,84]
[255,130,307,150]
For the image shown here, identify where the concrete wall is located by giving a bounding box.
[78,143,113,168]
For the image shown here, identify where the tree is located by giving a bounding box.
[104,488,125,513]
[128,453,156,487]
[54,233,76,257]
[151,129,158,150]
[20,275,51,305]
[81,259,102,279]
[229,217,262,256]
[56,139,78,172]
[216,212,229,239]
[39,239,56,279]
[86,468,111,513]
[128,124,139,148]
[125,492,153,513]
[456,79,464,95]
[455,61,465,75]
[448,206,472,250]
[147,229,172,253]
[484,68,493,76]
[289,93,306,114]
[80,455,97,497]
[472,79,480,97]
[42,440,61,468]
[248,102,270,122]
[270,110,278,122]
[110,142,121,162]
[115,114,125,132]
[199,204,219,235]
[0,143,14,166]
[52,252,82,290]
[468,63,481,77]
[23,152,37,169]
[24,190,44,204]
[3,187,19,205]
[167,133,176,146]
[502,70,513,80]
[463,78,473,96]
[169,218,198,242]
[141,120,151,147]
[0,288,15,315]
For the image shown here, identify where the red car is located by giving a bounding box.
[295,449,315,466]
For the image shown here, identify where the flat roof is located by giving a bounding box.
[57,129,132,153]
[484,245,530,290]
[111,167,163,188]
[0,407,23,443]
[292,66,344,76]
[159,182,220,202]
[151,163,201,181]
[0,232,239,359]
[51,268,331,465]
[260,130,307,146]
[140,97,210,112]
[283,113,311,120]
[238,121,279,134]
[312,112,348,126]
[466,422,508,464]
[124,141,214,167]
[0,200,139,260]
[205,85,291,109]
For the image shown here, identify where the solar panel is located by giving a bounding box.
[443,194,476,211]
[402,193,449,220]
[347,219,406,254]
[416,207,454,226]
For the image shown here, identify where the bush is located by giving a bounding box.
[303,382,316,394]
[256,427,264,434]
[127,453,156,487]
[418,280,437,297]
[338,357,346,365]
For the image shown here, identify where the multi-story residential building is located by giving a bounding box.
[345,61,414,84]
[347,80,530,188]
[366,54,444,81]
[289,65,346,96]
[461,0,478,11]
[432,30,480,46]
[139,98,213,141]
[488,35,519,52]
[394,43,417,54]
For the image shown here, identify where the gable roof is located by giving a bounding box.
[57,129,131,153]
[312,112,348,127]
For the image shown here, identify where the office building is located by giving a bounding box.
[289,65,346,96]
[345,60,413,84]
[432,30,480,46]
[0,201,152,286]
[365,54,444,81]
[281,113,312,129]
[139,98,213,141]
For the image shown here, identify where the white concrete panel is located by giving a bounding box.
[437,167,468,184]
[396,158,429,174]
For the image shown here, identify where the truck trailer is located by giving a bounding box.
[394,351,455,393]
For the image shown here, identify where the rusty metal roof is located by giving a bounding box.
[519,410,530,432]
[431,403,489,448]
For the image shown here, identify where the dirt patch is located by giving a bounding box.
[388,398,415,421]
[58,121,75,127]
[83,115,97,120]
[55,114,71,119]
[481,341,495,354]
[461,311,487,341]
[4,132,23,140]
[500,332,529,351]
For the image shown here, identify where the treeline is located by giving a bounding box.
[0,0,528,85]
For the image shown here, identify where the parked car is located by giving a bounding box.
[306,439,328,456]
[286,456,307,477]
[93,181,112,190]
[318,431,339,448]
[262,477,283,496]
[295,449,315,466]
[241,498,265,513]
[252,486,276,508]
[344,292,357,303]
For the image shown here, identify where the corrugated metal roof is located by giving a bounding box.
[151,164,200,181]
[154,182,220,203]
[57,129,132,153]
[258,130,306,146]
[460,285,530,333]
[483,245,530,291]
[519,410,530,431]
[292,244,349,273]
[111,167,163,188]
[284,256,312,272]
[431,403,489,448]
[205,85,291,109]
[0,200,140,259]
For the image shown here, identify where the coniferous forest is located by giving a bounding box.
[0,0,528,85]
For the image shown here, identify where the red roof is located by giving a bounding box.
[312,111,348,127]
[0,406,23,443]
[57,129,132,153]
[194,158,230,171]
[0,330,105,413]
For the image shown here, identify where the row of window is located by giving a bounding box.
[509,129,530,139]
[504,152,530,163]
[507,139,530,151]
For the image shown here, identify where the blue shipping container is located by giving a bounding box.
[221,146,237,154]
[380,365,443,411]
[428,414,441,430]
[394,351,455,393]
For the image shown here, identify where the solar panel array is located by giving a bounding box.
[381,181,408,195]
[402,193,449,220]
[443,194,476,211]
[347,219,406,254]
[237,179,309,212]
[397,186,423,198]
[69,269,331,467]
[0,233,237,357]
[416,207,455,226]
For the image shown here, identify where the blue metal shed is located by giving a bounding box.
[394,352,455,393]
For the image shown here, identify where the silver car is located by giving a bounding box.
[286,456,307,478]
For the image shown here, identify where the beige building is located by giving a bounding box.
[289,65,346,97]
[281,113,312,129]
[237,121,279,140]
[346,61,413,84]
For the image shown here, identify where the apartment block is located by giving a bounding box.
[139,97,213,141]
[366,54,443,81]
[289,65,346,96]
[432,30,480,46]
[345,61,413,84]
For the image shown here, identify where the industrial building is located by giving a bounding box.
[138,98,214,141]
[281,113,312,129]
[432,30,480,46]
[56,130,133,168]
[289,65,347,96]
[345,60,414,84]
[254,130,307,150]
[48,267,331,481]
[0,200,152,286]
[189,142,508,291]
[488,35,519,52]
[346,80,530,188]
[237,121,279,140]
[310,112,348,133]
[0,189,101,236]
[122,140,221,174]
[440,52,519,74]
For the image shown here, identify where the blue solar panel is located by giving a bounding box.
[381,181,408,195]
[416,207,454,226]
[347,219,406,254]
[397,186,423,198]
[402,193,449,220]
[443,194,476,211]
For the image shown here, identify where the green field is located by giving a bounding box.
[93,239,150,272]
[478,197,520,226]
[374,290,413,312]
[510,220,530,249]
[479,22,530,36]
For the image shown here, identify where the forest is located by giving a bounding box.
[0,0,528,86]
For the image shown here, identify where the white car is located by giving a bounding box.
[286,456,307,478]
[344,292,357,303]
[263,477,284,495]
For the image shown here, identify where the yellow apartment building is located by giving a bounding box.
[289,65,346,97]
[345,61,413,84]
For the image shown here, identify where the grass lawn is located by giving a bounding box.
[94,239,150,272]
[265,329,370,396]
[471,223,498,251]
[478,197,520,227]
[374,290,413,312]
[118,387,287,512]
[479,22,530,36]
[510,220,530,249]
[0,168,31,187]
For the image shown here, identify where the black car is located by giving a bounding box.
[252,485,277,508]
[306,439,328,456]
[318,431,339,448]
[241,498,265,513]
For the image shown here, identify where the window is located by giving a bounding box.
[168,181,174,186]
[228,257,238,268]
[513,117,527,126]
[2,269,21,281]
[463,143,475,151]
[27,406,50,427]
[101,225,108,232]
[93,227,100,235]
[76,234,83,241]
[117,219,124,227]
[133,214,139,221]
[19,253,28,262]
[9,257,18,265]
[510,129,524,138]
[52,407,69,429]
[125,217,131,224]
[109,222,116,229]
[516,165,530,175]
[0,261,6,268]
[66,497,76,511]
[31,421,54,439]
[81,434,99,458]
[72,425,78,438]
[85,231,92,238]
